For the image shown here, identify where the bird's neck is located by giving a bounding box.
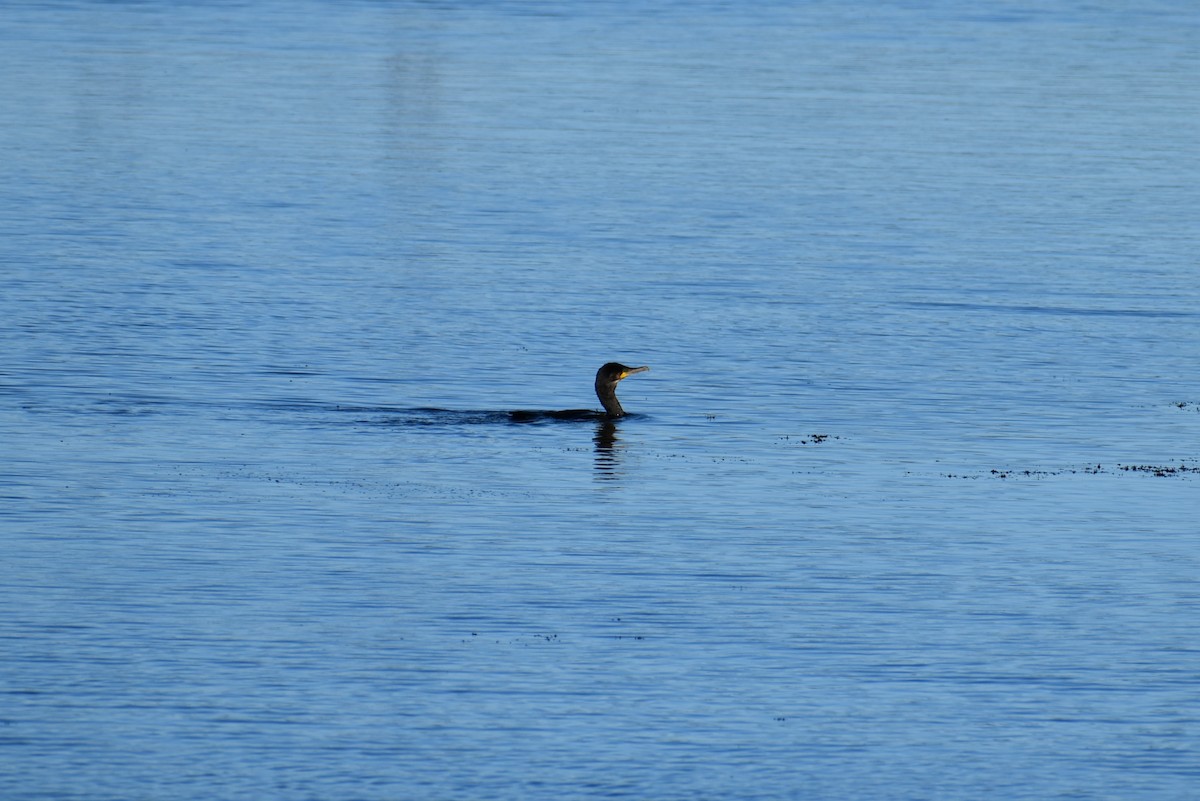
[596,384,625,417]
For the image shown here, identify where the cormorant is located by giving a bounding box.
[594,362,649,418]
[507,362,649,422]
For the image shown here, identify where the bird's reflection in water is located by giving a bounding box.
[593,419,622,479]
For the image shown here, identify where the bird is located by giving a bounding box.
[594,362,650,418]
[507,362,650,422]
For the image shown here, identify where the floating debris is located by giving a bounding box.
[945,463,1197,479]
[779,433,840,446]
[1119,463,1200,477]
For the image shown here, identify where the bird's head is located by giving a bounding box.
[595,362,649,390]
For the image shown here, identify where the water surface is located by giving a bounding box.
[3,2,1199,799]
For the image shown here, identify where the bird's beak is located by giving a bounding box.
[620,366,650,380]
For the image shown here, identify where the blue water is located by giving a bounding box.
[3,2,1200,799]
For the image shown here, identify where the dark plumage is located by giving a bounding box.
[594,362,649,418]
[506,362,650,422]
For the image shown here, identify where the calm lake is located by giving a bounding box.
[2,1,1199,799]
